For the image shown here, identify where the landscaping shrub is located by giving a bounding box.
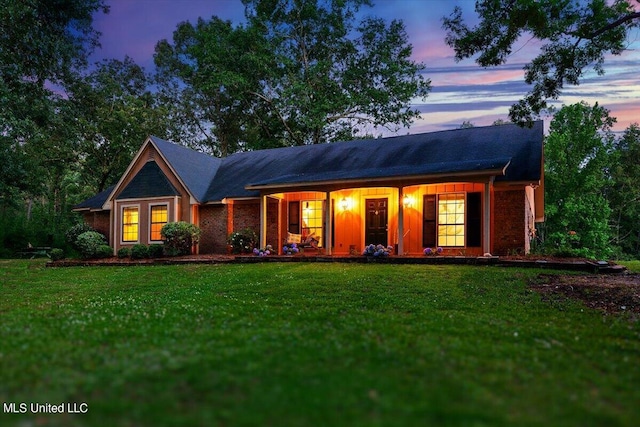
[228,228,257,254]
[65,223,94,249]
[95,245,114,259]
[161,222,201,256]
[130,244,149,259]
[148,244,165,258]
[117,247,131,259]
[75,231,108,259]
[49,248,65,261]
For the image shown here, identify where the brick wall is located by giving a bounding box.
[493,189,527,255]
[232,201,260,235]
[199,205,229,254]
[82,211,111,245]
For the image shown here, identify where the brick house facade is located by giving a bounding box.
[75,123,544,256]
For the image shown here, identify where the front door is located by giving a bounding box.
[365,198,388,246]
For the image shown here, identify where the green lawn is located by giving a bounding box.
[1,260,638,427]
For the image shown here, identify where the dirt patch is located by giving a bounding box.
[529,273,640,319]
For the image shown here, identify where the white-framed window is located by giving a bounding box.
[149,204,169,242]
[437,193,465,247]
[122,206,139,243]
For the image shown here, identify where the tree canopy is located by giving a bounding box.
[543,102,615,258]
[442,0,640,124]
[154,0,431,154]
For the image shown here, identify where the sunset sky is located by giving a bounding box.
[90,0,640,134]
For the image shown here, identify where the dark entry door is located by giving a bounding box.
[365,198,388,246]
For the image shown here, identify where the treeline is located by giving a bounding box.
[0,0,430,255]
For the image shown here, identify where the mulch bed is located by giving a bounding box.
[529,273,640,319]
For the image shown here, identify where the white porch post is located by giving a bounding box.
[398,187,404,255]
[260,194,267,249]
[483,178,493,255]
[325,191,332,255]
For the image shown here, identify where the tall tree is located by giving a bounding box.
[0,0,108,250]
[154,17,274,156]
[154,0,431,153]
[609,124,640,257]
[69,57,170,193]
[0,0,109,200]
[543,102,615,258]
[442,0,640,124]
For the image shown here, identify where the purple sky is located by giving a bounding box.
[91,0,640,134]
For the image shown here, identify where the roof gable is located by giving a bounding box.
[116,160,179,199]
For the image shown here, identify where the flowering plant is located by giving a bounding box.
[423,247,443,256]
[227,228,257,254]
[363,244,393,257]
[253,244,273,256]
[282,243,300,255]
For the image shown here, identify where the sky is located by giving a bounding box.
[90,0,640,135]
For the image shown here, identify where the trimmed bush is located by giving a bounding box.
[50,248,65,261]
[65,223,94,249]
[148,244,165,258]
[117,247,131,259]
[76,231,108,259]
[161,222,201,256]
[130,244,149,260]
[95,245,114,259]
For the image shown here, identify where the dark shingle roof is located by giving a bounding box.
[150,136,222,202]
[76,122,543,209]
[117,161,179,199]
[73,185,115,210]
[204,121,543,201]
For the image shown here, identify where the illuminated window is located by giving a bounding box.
[122,207,139,242]
[150,205,168,241]
[302,200,323,247]
[438,193,465,247]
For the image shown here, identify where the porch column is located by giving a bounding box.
[260,194,268,249]
[325,191,332,255]
[483,178,493,255]
[397,187,404,255]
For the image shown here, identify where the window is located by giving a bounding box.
[438,193,465,247]
[122,207,139,242]
[302,200,323,247]
[150,205,168,241]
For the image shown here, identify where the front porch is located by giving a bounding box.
[256,182,495,257]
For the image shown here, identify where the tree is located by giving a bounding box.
[154,17,274,156]
[0,0,108,251]
[154,0,431,153]
[0,0,109,199]
[69,57,170,194]
[543,102,615,258]
[443,0,640,124]
[609,124,640,257]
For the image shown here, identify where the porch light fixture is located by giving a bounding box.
[403,194,413,208]
[340,197,349,211]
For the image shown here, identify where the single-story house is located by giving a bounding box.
[74,121,544,256]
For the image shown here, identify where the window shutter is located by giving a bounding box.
[423,195,436,247]
[467,192,482,247]
[288,201,300,234]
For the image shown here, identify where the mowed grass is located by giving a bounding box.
[1,260,639,427]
